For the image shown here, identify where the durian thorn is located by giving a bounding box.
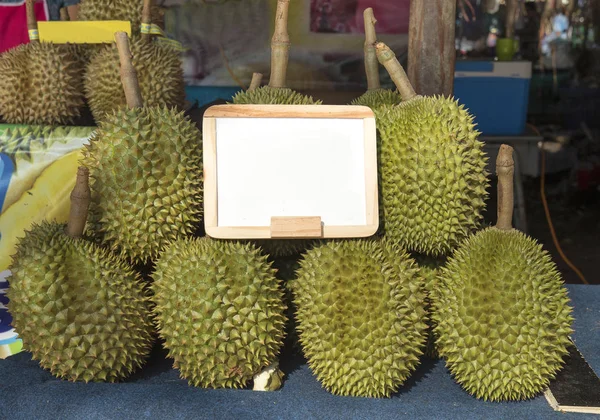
[114,32,144,109]
[25,0,39,43]
[495,144,515,231]
[363,8,380,91]
[141,0,153,44]
[248,73,263,91]
[375,42,417,100]
[268,0,291,88]
[66,166,91,239]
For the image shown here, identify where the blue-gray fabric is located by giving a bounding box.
[0,284,598,419]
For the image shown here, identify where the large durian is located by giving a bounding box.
[151,237,287,389]
[351,8,401,110]
[433,145,574,401]
[6,167,154,382]
[82,32,202,264]
[291,239,428,398]
[84,0,185,122]
[231,0,320,106]
[374,42,489,256]
[0,0,84,125]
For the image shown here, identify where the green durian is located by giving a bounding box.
[78,0,162,36]
[374,42,489,257]
[351,9,401,111]
[85,35,184,122]
[0,41,84,125]
[6,169,154,383]
[81,34,202,264]
[291,239,428,398]
[433,145,574,401]
[151,237,287,389]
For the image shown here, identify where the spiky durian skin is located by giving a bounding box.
[433,228,574,402]
[6,221,154,383]
[413,254,445,359]
[292,239,428,398]
[151,238,287,389]
[0,43,84,125]
[81,106,203,264]
[375,96,489,256]
[351,89,402,110]
[85,37,185,122]
[231,86,321,105]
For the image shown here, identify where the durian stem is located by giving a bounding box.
[115,32,144,109]
[496,144,515,231]
[268,0,290,88]
[141,0,153,44]
[25,0,39,44]
[375,42,417,100]
[60,7,69,21]
[248,73,263,91]
[363,8,380,91]
[66,167,91,239]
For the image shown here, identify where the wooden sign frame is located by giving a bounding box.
[203,104,379,239]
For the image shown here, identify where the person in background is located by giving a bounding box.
[541,6,570,55]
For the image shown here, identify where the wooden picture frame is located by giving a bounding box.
[203,104,378,239]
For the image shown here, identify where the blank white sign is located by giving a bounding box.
[203,104,378,239]
[216,117,366,226]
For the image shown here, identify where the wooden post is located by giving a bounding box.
[407,0,457,97]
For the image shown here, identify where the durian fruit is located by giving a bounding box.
[253,238,317,258]
[231,0,320,105]
[82,32,202,264]
[84,0,185,122]
[374,42,489,256]
[291,239,428,398]
[151,237,287,389]
[0,0,85,125]
[6,167,154,383]
[350,8,401,110]
[433,145,574,402]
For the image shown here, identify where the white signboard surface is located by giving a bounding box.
[203,105,378,239]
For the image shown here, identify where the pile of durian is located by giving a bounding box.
[0,0,184,126]
[4,0,574,404]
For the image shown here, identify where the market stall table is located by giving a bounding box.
[1,284,598,419]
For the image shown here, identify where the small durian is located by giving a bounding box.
[82,32,202,264]
[374,42,489,256]
[433,145,574,402]
[231,0,320,106]
[0,1,85,125]
[351,8,401,110]
[291,239,428,398]
[84,0,185,122]
[151,237,287,389]
[6,167,154,383]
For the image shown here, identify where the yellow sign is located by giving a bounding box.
[38,21,131,44]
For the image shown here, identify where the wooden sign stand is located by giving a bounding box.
[203,104,378,240]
